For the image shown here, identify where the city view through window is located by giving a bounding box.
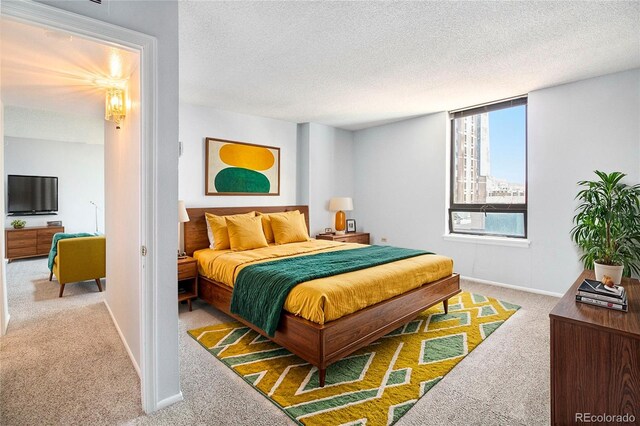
[450,101,527,237]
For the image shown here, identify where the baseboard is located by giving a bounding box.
[1,259,9,337]
[103,300,141,378]
[461,275,563,298]
[155,391,184,410]
[1,313,9,337]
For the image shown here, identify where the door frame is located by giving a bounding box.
[1,0,164,413]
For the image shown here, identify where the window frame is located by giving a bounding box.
[448,97,528,239]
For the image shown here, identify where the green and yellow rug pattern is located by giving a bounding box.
[188,291,520,425]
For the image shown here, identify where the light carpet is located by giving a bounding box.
[2,258,556,425]
[188,292,520,425]
[0,258,142,425]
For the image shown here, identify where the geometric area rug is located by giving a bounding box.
[188,292,520,426]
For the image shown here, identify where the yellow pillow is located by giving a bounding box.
[257,210,300,243]
[257,213,275,243]
[226,215,269,251]
[205,211,256,250]
[270,212,310,244]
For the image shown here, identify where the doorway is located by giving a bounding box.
[0,0,178,415]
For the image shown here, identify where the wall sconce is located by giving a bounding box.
[105,87,126,129]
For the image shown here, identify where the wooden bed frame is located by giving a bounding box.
[184,205,461,386]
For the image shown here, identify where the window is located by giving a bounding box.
[449,97,527,238]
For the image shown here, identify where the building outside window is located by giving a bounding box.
[449,97,527,238]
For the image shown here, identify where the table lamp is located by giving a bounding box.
[329,197,353,235]
[178,200,190,257]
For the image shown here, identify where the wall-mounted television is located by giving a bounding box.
[7,175,58,215]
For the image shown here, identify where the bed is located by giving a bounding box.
[184,205,460,387]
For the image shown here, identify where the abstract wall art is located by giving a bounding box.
[205,137,280,196]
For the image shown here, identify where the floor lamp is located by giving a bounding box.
[89,201,99,233]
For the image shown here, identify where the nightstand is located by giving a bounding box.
[316,232,370,244]
[178,256,198,311]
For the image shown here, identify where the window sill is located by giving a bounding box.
[442,233,530,248]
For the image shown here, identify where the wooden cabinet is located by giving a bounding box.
[550,270,639,425]
[178,256,198,311]
[5,226,64,261]
[316,232,370,245]
[37,227,61,253]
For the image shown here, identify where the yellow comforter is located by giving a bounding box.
[194,239,453,324]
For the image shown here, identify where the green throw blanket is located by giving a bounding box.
[48,232,97,271]
[230,245,432,336]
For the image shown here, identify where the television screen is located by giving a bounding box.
[8,175,58,214]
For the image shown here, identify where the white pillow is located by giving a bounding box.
[206,217,214,249]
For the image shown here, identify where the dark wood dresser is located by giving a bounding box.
[550,270,639,425]
[5,225,64,261]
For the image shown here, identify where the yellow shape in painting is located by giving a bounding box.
[219,144,275,171]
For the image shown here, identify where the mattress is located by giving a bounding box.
[194,239,453,324]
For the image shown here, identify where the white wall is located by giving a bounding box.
[4,106,104,145]
[3,107,105,233]
[296,123,310,206]
[298,123,354,235]
[104,54,141,371]
[353,112,453,247]
[0,101,8,336]
[528,68,640,289]
[178,106,355,236]
[354,69,640,294]
[38,0,181,409]
[179,104,298,207]
[4,137,104,233]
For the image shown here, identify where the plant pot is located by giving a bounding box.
[594,262,624,285]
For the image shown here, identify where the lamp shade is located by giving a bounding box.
[329,197,353,212]
[178,200,190,223]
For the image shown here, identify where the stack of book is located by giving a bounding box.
[576,278,628,312]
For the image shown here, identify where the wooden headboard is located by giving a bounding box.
[184,205,310,256]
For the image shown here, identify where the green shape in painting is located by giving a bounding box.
[214,167,270,193]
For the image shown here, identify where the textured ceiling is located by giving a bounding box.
[4,106,105,145]
[179,1,640,130]
[1,18,138,118]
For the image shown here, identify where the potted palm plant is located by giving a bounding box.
[571,171,640,284]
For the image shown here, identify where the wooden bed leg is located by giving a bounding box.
[59,284,65,298]
[95,278,103,292]
[49,271,53,281]
[443,299,449,314]
[319,368,326,387]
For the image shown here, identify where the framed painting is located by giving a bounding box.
[205,137,280,196]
